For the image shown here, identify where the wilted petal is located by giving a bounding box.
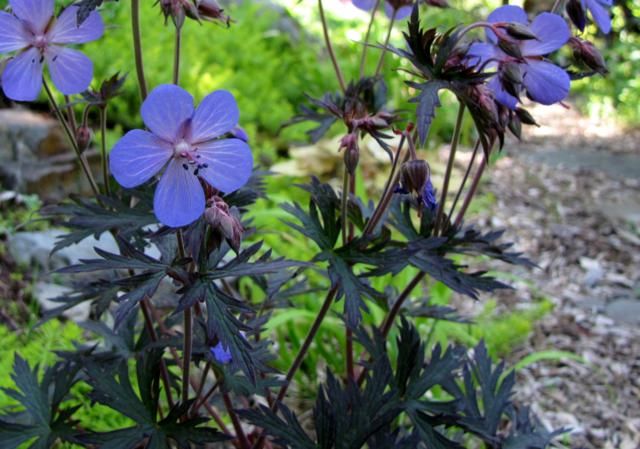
[45,46,93,95]
[1,47,43,101]
[141,84,194,143]
[467,42,500,68]
[521,13,570,56]
[352,0,376,12]
[9,0,54,32]
[487,5,528,42]
[48,6,104,44]
[585,0,611,34]
[0,12,30,53]
[523,59,570,105]
[109,130,172,188]
[196,138,253,193]
[189,90,238,144]
[154,160,205,227]
[489,76,519,110]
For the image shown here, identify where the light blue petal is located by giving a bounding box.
[48,6,104,44]
[154,160,205,227]
[46,46,93,95]
[196,138,253,193]
[523,59,570,105]
[0,12,30,53]
[141,84,194,143]
[1,48,43,101]
[109,130,172,188]
[521,13,570,56]
[189,90,239,144]
[9,0,54,32]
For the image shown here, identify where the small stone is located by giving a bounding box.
[605,299,640,325]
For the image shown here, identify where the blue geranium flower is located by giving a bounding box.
[210,341,232,364]
[467,5,571,109]
[109,84,253,228]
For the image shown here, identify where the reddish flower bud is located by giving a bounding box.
[566,0,587,31]
[204,196,244,253]
[515,107,538,126]
[569,37,608,75]
[499,62,523,98]
[497,22,538,41]
[423,0,448,8]
[340,133,360,175]
[196,0,231,25]
[400,159,430,197]
[497,38,523,59]
[76,126,92,153]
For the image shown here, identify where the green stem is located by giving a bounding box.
[99,107,110,196]
[433,103,465,235]
[374,10,396,77]
[173,25,182,85]
[42,80,100,198]
[318,0,346,92]
[359,0,382,77]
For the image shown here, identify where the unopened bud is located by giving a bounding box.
[499,62,523,98]
[508,114,522,139]
[566,0,586,31]
[400,159,430,196]
[197,0,231,25]
[204,196,244,253]
[569,37,608,74]
[497,38,523,59]
[340,133,359,175]
[499,23,538,41]
[76,126,92,152]
[515,107,538,126]
[424,0,448,7]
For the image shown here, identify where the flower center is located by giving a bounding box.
[33,34,48,50]
[174,140,209,176]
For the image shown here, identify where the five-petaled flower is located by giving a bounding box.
[352,0,413,20]
[467,5,570,109]
[0,0,104,101]
[109,84,253,228]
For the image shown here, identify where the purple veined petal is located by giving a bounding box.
[522,59,570,105]
[521,13,570,56]
[352,0,376,12]
[1,47,43,101]
[141,84,195,143]
[45,46,93,95]
[153,160,206,227]
[0,12,30,53]
[585,0,611,34]
[9,0,54,33]
[109,130,173,188]
[488,75,519,110]
[196,138,253,193]
[48,6,104,44]
[189,90,239,144]
[466,42,500,68]
[486,5,529,42]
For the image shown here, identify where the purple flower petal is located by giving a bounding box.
[522,59,570,105]
[489,76,519,110]
[352,0,376,12]
[585,0,611,34]
[487,5,528,42]
[9,0,54,33]
[45,46,93,95]
[48,6,104,44]
[394,5,413,20]
[141,84,194,143]
[109,130,173,188]
[154,160,205,227]
[521,13,570,56]
[189,90,239,144]
[0,12,30,53]
[211,342,232,364]
[1,47,43,101]
[467,42,500,68]
[196,138,253,193]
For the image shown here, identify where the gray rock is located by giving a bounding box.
[605,298,640,325]
[34,282,90,322]
[7,229,161,272]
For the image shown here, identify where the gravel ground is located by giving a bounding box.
[468,103,640,449]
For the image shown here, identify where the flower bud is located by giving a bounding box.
[515,107,538,126]
[204,196,244,253]
[569,37,608,75]
[423,0,448,8]
[499,62,523,98]
[76,126,92,153]
[508,114,522,139]
[566,0,586,31]
[196,0,231,25]
[497,38,522,59]
[340,133,359,175]
[498,23,538,41]
[400,159,430,196]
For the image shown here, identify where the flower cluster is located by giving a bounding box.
[109,84,253,227]
[467,5,571,109]
[0,0,104,101]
